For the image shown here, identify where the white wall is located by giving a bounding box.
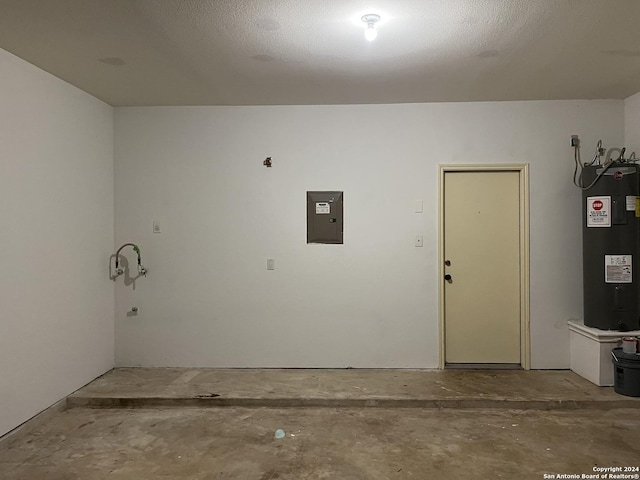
[0,49,114,437]
[114,100,623,369]
[0,46,629,439]
[625,91,640,153]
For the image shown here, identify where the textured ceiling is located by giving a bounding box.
[1,0,640,106]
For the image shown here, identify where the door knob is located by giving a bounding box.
[444,274,452,283]
[444,260,451,266]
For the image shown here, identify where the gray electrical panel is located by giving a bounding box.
[307,191,343,244]
[582,162,640,331]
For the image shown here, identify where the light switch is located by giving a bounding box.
[415,235,423,247]
[414,200,423,213]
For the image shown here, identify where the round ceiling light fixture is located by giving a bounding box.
[361,14,381,41]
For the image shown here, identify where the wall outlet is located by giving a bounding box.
[153,221,161,233]
[267,258,275,270]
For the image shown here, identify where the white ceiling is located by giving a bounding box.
[1,0,640,106]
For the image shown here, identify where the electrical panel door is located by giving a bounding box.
[307,191,343,244]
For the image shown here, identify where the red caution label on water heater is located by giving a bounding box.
[587,196,611,227]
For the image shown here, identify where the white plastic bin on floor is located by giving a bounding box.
[568,319,640,386]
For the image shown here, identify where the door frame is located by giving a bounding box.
[438,164,531,370]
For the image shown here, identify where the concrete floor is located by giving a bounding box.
[68,368,640,408]
[2,369,640,479]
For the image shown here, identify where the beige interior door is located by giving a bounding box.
[443,171,521,364]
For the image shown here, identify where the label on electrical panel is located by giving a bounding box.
[315,202,330,214]
[586,196,611,227]
[626,196,637,211]
[605,255,632,283]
